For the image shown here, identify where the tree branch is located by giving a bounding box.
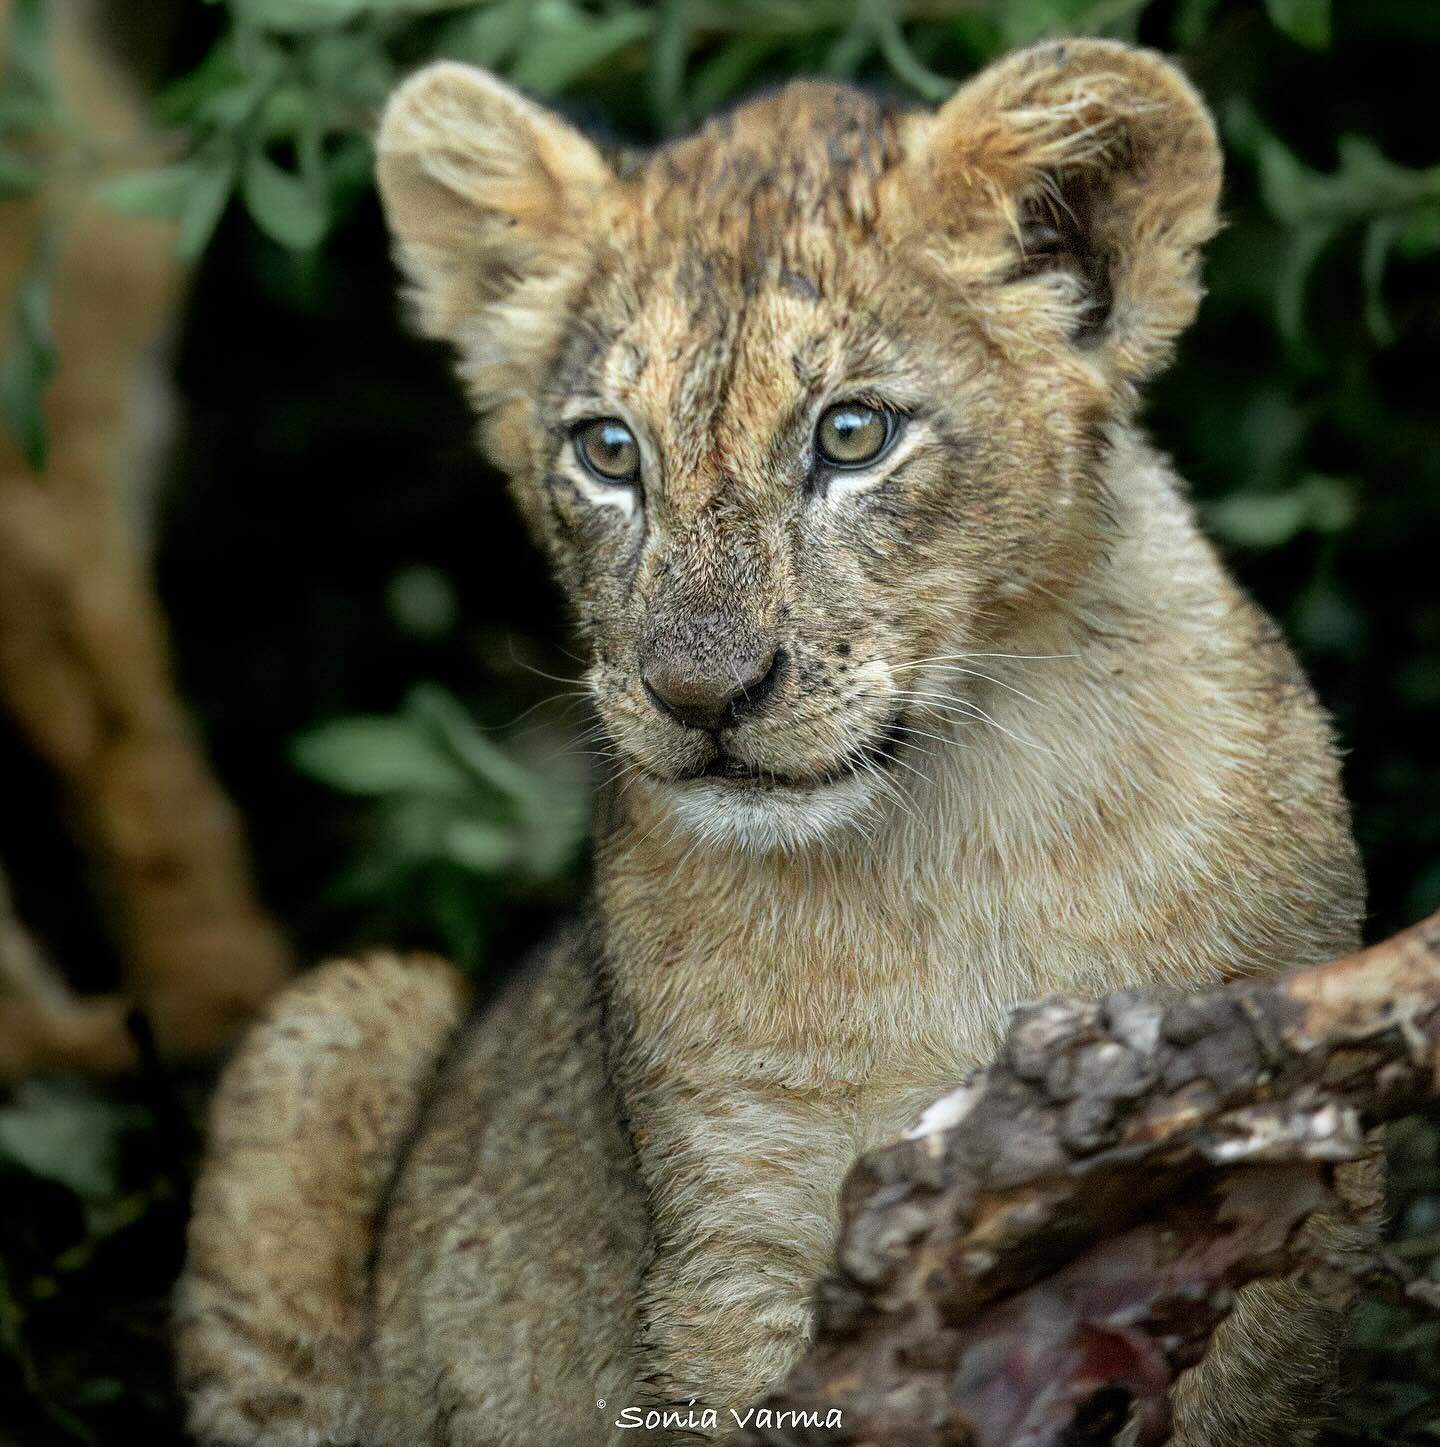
[738,911,1440,1446]
[0,867,137,1078]
[0,2,292,1079]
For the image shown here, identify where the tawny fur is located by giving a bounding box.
[175,954,468,1445]
[177,40,1373,1446]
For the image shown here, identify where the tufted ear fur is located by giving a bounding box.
[375,63,614,404]
[894,39,1222,384]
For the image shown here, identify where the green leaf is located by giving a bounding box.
[1361,214,1401,345]
[515,793,587,880]
[101,156,243,259]
[443,818,519,873]
[250,81,312,143]
[1273,221,1338,347]
[1250,118,1440,229]
[0,148,38,200]
[243,150,329,249]
[386,564,458,638]
[233,0,489,33]
[96,163,197,218]
[231,0,383,32]
[4,0,56,117]
[1239,112,1440,344]
[1396,202,1440,259]
[865,0,952,101]
[997,0,1103,47]
[1207,492,1309,549]
[1172,0,1223,49]
[0,1080,147,1202]
[431,0,531,69]
[302,28,395,106]
[0,90,53,136]
[0,227,59,471]
[406,685,540,802]
[1264,0,1332,49]
[1255,133,1316,227]
[823,14,875,79]
[0,6,57,464]
[155,31,284,130]
[179,152,238,260]
[292,716,474,796]
[650,0,694,134]
[154,36,251,126]
[688,36,779,116]
[425,861,494,966]
[1206,476,1357,548]
[1300,474,1359,533]
[324,134,378,216]
[508,5,654,96]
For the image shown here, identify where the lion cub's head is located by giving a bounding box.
[377,41,1220,854]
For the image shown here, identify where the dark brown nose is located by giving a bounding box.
[642,641,784,732]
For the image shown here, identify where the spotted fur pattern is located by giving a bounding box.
[177,41,1372,1446]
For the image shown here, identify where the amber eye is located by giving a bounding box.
[574,418,641,485]
[815,402,897,469]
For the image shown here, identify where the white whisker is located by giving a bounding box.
[892,650,1078,667]
[903,665,1046,708]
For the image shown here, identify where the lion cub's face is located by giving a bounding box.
[379,43,1219,852]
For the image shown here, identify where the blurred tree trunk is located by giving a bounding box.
[0,0,291,1080]
[0,865,135,1076]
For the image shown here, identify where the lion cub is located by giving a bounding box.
[176,40,1369,1447]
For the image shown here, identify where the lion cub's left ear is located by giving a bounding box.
[897,40,1222,384]
[376,63,613,394]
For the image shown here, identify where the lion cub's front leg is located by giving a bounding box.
[639,1234,816,1432]
[629,1081,902,1433]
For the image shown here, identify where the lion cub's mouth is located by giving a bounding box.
[688,715,905,791]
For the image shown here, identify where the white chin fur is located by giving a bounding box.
[664,772,880,855]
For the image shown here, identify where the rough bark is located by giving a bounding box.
[0,0,292,1080]
[736,910,1440,1447]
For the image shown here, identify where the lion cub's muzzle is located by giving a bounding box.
[630,611,905,796]
[638,615,785,733]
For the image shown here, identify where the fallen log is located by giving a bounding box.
[737,910,1440,1446]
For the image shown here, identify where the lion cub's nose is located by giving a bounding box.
[642,641,784,732]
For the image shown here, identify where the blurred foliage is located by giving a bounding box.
[0,1074,194,1446]
[2,0,1439,1443]
[0,0,58,470]
[5,0,1440,469]
[291,683,587,962]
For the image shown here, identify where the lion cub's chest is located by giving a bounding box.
[613,907,1007,1282]
[612,914,1004,1408]
[602,838,1163,1404]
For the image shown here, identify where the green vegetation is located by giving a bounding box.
[1,1,1437,1442]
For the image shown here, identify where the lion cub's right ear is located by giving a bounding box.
[376,63,613,394]
[892,40,1222,386]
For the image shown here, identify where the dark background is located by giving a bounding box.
[2,1,1438,1442]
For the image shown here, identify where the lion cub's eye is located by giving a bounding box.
[574,418,641,485]
[815,402,897,469]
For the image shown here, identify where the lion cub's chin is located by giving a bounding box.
[661,772,881,856]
